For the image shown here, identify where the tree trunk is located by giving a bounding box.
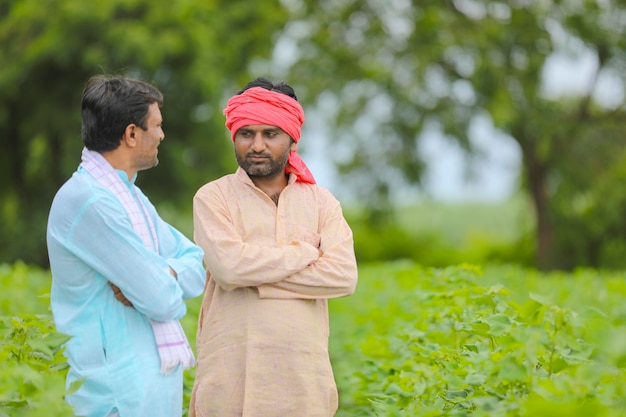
[523,148,557,270]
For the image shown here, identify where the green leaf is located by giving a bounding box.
[384,382,412,398]
[470,321,491,337]
[497,357,528,382]
[486,314,513,337]
[529,293,553,306]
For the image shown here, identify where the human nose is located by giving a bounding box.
[250,133,265,151]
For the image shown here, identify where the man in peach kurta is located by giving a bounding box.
[190,77,358,417]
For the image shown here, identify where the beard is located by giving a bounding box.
[236,147,290,179]
[136,150,159,172]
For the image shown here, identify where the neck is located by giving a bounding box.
[101,150,136,181]
[249,173,289,205]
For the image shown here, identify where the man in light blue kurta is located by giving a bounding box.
[46,75,205,417]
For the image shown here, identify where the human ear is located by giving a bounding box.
[123,124,138,147]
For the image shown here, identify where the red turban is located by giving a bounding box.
[223,87,315,184]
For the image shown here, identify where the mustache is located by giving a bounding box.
[246,151,271,158]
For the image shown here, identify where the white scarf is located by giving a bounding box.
[80,147,194,374]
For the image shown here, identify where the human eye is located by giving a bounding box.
[236,130,255,141]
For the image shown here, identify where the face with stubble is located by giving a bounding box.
[233,124,295,179]
[132,102,164,172]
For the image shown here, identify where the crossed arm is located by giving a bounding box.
[110,267,178,307]
[193,186,357,300]
[70,194,205,317]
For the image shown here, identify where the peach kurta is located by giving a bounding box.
[190,168,358,417]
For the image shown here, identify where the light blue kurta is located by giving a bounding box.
[46,166,205,417]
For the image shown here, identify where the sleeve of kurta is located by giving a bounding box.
[139,191,206,299]
[63,193,191,322]
[193,185,321,291]
[257,194,358,300]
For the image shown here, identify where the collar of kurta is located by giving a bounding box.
[235,167,298,187]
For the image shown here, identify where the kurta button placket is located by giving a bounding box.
[276,197,286,246]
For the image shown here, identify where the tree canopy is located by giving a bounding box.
[0,0,287,264]
[1,0,626,269]
[270,0,626,269]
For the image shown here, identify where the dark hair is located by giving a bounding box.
[238,77,298,101]
[81,75,164,152]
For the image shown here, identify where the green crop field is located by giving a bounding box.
[328,262,626,416]
[2,259,625,416]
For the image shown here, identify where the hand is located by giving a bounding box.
[169,267,178,279]
[109,282,134,308]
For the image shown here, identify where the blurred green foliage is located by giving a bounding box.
[4,260,626,416]
[552,148,626,269]
[2,0,626,272]
[348,197,535,267]
[272,0,626,269]
[0,263,74,417]
[329,262,626,416]
[0,0,287,266]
